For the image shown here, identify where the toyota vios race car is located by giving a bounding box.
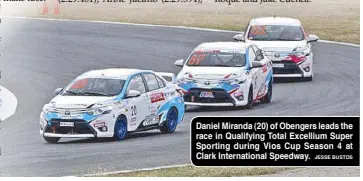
[173,42,273,108]
[233,16,319,81]
[40,68,185,143]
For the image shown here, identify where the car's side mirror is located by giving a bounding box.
[307,35,319,43]
[233,33,245,42]
[174,59,184,67]
[54,88,63,95]
[251,61,264,68]
[126,90,141,98]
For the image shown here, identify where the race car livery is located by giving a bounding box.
[39,68,185,143]
[174,42,273,108]
[233,16,319,81]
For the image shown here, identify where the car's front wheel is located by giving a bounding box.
[160,107,178,134]
[244,86,254,109]
[261,80,272,103]
[114,115,128,141]
[43,136,60,143]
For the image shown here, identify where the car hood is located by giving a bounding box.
[48,96,116,109]
[247,40,308,52]
[178,66,246,80]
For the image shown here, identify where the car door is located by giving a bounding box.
[248,46,260,98]
[143,73,167,115]
[252,46,269,98]
[124,74,149,131]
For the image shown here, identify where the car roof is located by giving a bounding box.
[250,16,302,26]
[78,68,147,79]
[194,42,253,53]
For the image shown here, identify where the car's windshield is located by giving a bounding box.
[62,78,126,96]
[247,25,304,41]
[186,50,246,67]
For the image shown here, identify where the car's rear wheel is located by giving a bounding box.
[160,107,178,134]
[262,80,272,103]
[114,115,128,141]
[43,136,60,143]
[244,86,253,109]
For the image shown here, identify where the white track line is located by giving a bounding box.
[75,164,191,177]
[0,85,18,121]
[0,16,360,48]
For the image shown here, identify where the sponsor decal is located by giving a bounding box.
[142,114,159,126]
[59,114,82,119]
[234,91,244,97]
[130,117,137,126]
[151,92,165,103]
[149,105,158,113]
[200,91,214,98]
[93,121,106,128]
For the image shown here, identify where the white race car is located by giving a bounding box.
[40,68,185,143]
[174,42,273,108]
[233,16,319,81]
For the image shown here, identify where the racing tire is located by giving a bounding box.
[43,136,60,143]
[113,115,128,141]
[261,80,272,103]
[160,107,178,134]
[244,86,254,109]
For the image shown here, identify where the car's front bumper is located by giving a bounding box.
[40,112,115,138]
[271,55,313,78]
[185,102,234,106]
[179,84,249,107]
[43,133,95,138]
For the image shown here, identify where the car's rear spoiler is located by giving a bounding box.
[156,72,177,84]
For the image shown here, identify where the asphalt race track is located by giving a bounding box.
[0,18,359,176]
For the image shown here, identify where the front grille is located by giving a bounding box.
[48,108,90,115]
[184,88,235,104]
[45,119,95,135]
[272,61,303,75]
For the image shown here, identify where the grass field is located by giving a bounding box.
[98,165,294,177]
[2,0,360,44]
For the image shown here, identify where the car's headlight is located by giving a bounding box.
[42,105,52,114]
[92,105,113,115]
[223,73,246,85]
[234,76,247,84]
[293,46,310,57]
[177,77,186,84]
[177,73,194,84]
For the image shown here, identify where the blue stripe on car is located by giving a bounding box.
[157,96,185,124]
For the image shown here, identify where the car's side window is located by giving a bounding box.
[248,47,256,64]
[143,73,160,91]
[127,74,146,94]
[155,75,165,88]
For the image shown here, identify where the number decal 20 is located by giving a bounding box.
[131,105,137,116]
